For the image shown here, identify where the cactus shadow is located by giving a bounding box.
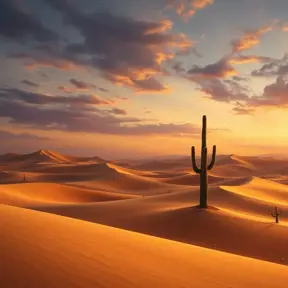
[192,205,220,211]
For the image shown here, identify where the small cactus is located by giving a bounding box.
[271,206,281,223]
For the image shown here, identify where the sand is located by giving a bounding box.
[1,204,288,288]
[1,149,288,286]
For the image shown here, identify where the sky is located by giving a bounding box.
[1,0,288,159]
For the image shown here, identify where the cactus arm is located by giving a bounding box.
[208,145,216,170]
[191,146,201,174]
[271,213,276,217]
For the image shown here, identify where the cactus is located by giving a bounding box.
[191,115,216,208]
[23,174,26,183]
[271,206,281,223]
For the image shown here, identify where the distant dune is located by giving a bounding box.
[0,182,137,207]
[1,205,288,288]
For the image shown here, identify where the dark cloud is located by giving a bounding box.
[193,77,250,103]
[69,78,96,90]
[69,78,109,93]
[38,1,193,93]
[187,57,237,78]
[232,76,250,82]
[107,108,127,116]
[0,88,204,136]
[251,54,288,77]
[0,0,58,43]
[0,88,114,105]
[21,79,39,88]
[246,75,288,108]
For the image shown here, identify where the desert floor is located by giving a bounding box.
[1,150,288,287]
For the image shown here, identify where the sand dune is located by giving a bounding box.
[221,176,288,205]
[0,183,137,207]
[161,173,226,185]
[0,171,24,184]
[2,149,288,270]
[1,204,288,288]
[30,181,288,265]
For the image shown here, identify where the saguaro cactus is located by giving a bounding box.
[191,115,216,208]
[271,206,281,223]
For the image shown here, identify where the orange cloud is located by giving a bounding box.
[231,26,273,53]
[165,0,214,21]
[229,55,274,65]
[24,59,83,71]
[191,0,214,9]
[144,20,173,35]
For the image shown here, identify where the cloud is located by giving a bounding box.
[0,87,205,136]
[246,75,288,108]
[107,108,127,116]
[0,0,58,43]
[229,54,275,65]
[9,51,84,71]
[187,57,238,78]
[165,0,214,21]
[57,78,110,93]
[230,26,272,53]
[21,79,39,88]
[193,77,250,102]
[232,102,255,115]
[227,75,288,113]
[69,78,96,90]
[251,54,288,77]
[0,88,114,106]
[39,1,193,93]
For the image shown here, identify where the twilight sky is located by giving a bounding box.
[1,0,288,159]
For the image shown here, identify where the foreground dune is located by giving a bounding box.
[30,185,288,265]
[1,204,288,288]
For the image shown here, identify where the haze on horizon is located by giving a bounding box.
[1,0,288,159]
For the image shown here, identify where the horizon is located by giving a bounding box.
[1,0,288,158]
[2,148,288,161]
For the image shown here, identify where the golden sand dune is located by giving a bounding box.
[67,172,174,195]
[210,163,253,178]
[30,183,288,265]
[221,176,288,205]
[0,149,72,164]
[107,162,156,176]
[1,204,288,288]
[0,183,137,207]
[161,173,226,185]
[26,162,114,173]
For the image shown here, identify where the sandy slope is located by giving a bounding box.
[0,183,137,207]
[221,176,288,205]
[1,204,288,288]
[30,182,288,265]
